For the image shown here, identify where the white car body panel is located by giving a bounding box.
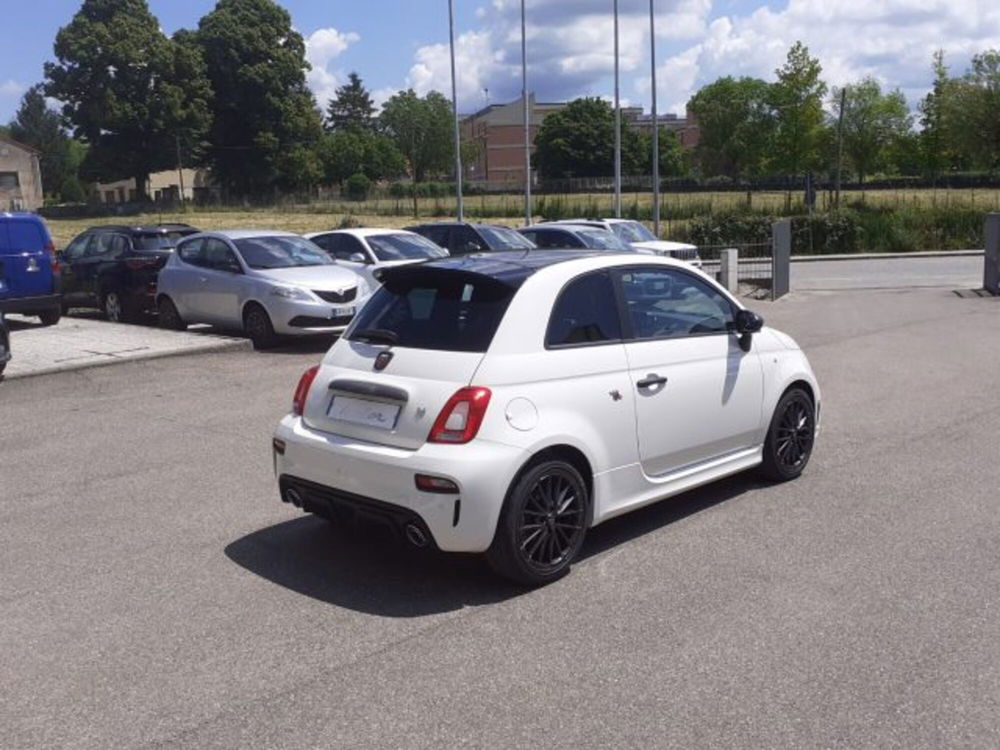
[305,229,445,289]
[273,253,820,552]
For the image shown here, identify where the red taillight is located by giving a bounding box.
[292,365,320,416]
[46,242,59,274]
[428,387,492,444]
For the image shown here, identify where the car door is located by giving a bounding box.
[450,225,485,255]
[197,238,246,326]
[76,233,117,306]
[170,237,209,321]
[615,266,764,477]
[59,234,92,304]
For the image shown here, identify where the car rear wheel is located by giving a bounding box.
[157,296,187,331]
[244,304,278,350]
[38,309,61,326]
[487,459,589,587]
[759,387,815,482]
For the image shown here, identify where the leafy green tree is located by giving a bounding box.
[533,97,642,179]
[832,78,912,183]
[316,130,405,185]
[379,89,453,182]
[639,127,687,178]
[327,72,375,132]
[8,85,74,199]
[193,0,323,197]
[44,0,211,199]
[688,77,774,178]
[770,42,828,175]
[947,50,1000,170]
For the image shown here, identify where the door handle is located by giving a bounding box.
[636,374,668,389]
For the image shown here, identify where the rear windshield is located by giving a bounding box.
[367,233,448,261]
[346,271,515,352]
[136,232,192,251]
[578,229,631,251]
[611,221,657,243]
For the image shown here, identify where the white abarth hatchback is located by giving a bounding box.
[272,251,820,585]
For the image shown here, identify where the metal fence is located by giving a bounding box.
[697,242,773,298]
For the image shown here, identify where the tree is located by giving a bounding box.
[639,127,687,177]
[379,89,453,182]
[770,42,828,175]
[687,77,774,178]
[8,85,73,199]
[193,0,323,197]
[327,72,375,132]
[316,130,405,185]
[44,0,211,199]
[533,97,643,179]
[832,78,912,183]
[947,50,1000,170]
[919,51,959,177]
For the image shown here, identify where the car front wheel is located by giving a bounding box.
[244,304,277,350]
[487,459,589,586]
[157,296,187,331]
[760,387,816,481]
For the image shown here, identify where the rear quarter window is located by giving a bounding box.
[347,271,514,353]
[6,221,46,252]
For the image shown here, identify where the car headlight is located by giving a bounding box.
[355,278,371,298]
[269,285,312,301]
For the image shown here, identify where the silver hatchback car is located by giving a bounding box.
[156,230,370,348]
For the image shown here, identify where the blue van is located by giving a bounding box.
[0,212,62,325]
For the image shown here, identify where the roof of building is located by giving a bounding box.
[0,136,41,155]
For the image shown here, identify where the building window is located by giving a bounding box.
[0,172,20,190]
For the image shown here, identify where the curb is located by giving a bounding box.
[791,249,984,263]
[2,335,252,381]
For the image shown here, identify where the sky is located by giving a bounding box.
[2,0,1000,125]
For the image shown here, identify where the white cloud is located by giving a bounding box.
[0,79,25,98]
[304,27,361,108]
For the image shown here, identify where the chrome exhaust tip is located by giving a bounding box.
[404,523,428,548]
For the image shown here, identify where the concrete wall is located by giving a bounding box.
[94,169,211,204]
[0,138,43,211]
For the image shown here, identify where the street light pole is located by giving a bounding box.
[613,0,621,218]
[649,0,660,236]
[521,0,531,226]
[448,0,464,221]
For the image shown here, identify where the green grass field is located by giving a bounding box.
[44,187,1000,251]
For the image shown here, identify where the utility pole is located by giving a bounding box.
[649,0,660,236]
[448,0,464,220]
[834,86,846,210]
[521,0,532,226]
[613,0,621,218]
[175,134,186,206]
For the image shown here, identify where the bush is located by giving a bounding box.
[343,173,372,201]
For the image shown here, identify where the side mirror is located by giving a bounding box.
[733,309,764,352]
[348,252,367,264]
[224,260,243,274]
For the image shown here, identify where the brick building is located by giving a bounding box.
[0,137,44,211]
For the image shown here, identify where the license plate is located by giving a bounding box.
[328,395,400,430]
[331,305,355,319]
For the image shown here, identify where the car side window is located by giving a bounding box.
[537,230,578,249]
[452,226,483,254]
[107,234,129,257]
[178,238,206,267]
[204,239,240,272]
[64,234,91,261]
[416,227,448,249]
[546,271,622,347]
[322,234,365,262]
[616,267,735,340]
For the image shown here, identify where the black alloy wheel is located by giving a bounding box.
[157,297,187,331]
[487,460,589,586]
[760,388,815,481]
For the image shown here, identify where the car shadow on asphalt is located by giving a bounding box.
[224,472,766,618]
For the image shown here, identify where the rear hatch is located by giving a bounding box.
[302,265,517,450]
[0,218,54,300]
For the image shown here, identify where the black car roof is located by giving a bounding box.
[379,250,605,288]
[86,225,198,234]
[407,222,513,230]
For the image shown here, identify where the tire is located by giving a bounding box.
[102,290,129,323]
[157,296,187,331]
[38,308,61,326]
[759,387,816,482]
[486,459,589,587]
[244,304,278,350]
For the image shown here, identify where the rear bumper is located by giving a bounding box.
[273,414,528,552]
[0,293,61,314]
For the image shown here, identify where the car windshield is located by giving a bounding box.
[233,236,333,269]
[136,232,193,251]
[577,229,631,251]
[366,233,449,261]
[479,226,535,250]
[610,221,658,243]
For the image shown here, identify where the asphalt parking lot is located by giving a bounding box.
[2,285,1000,748]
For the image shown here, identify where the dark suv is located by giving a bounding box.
[406,222,535,255]
[60,223,199,322]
